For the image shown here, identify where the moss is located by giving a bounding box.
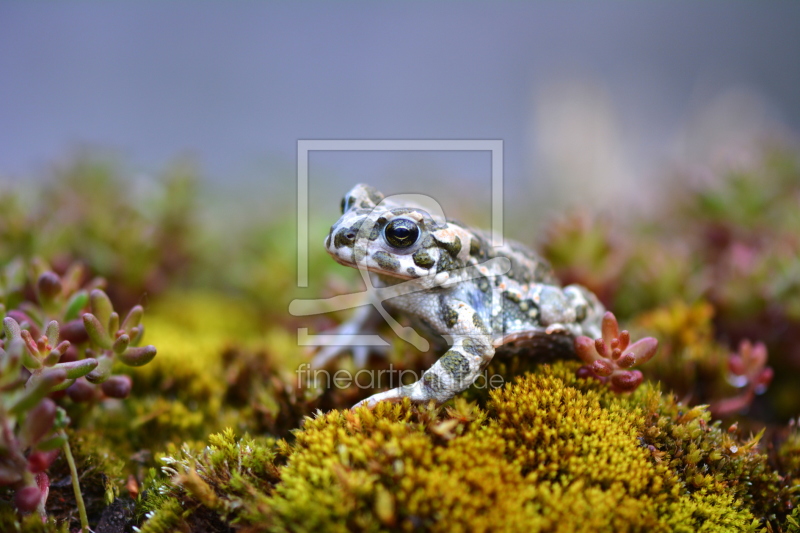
[0,509,68,532]
[138,429,279,533]
[137,361,791,532]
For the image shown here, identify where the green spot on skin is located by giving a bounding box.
[372,251,400,272]
[470,236,481,256]
[422,372,443,392]
[434,235,462,258]
[461,338,483,358]
[443,306,459,328]
[472,313,489,336]
[436,252,457,273]
[440,350,470,381]
[368,224,381,241]
[413,250,435,269]
[333,228,354,249]
[354,246,367,263]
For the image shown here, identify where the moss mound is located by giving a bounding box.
[138,361,792,532]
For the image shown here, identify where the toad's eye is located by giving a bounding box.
[384,218,420,249]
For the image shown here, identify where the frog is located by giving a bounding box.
[314,183,605,409]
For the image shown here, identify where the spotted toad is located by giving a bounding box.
[315,184,605,408]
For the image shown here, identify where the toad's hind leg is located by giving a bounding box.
[352,305,494,409]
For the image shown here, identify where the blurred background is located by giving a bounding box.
[2,2,800,224]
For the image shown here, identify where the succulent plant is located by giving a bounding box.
[3,262,157,402]
[0,335,71,518]
[574,311,659,393]
[710,340,774,418]
[80,289,155,398]
[1,259,158,529]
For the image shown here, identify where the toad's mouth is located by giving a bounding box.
[326,249,418,281]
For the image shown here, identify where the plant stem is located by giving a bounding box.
[62,434,89,532]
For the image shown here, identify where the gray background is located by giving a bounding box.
[2,2,799,221]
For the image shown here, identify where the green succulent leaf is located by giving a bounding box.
[3,316,22,341]
[44,320,60,345]
[55,357,99,379]
[122,305,144,332]
[35,433,68,452]
[19,338,42,371]
[85,356,113,384]
[83,313,113,349]
[64,290,89,322]
[108,311,120,337]
[0,340,23,385]
[50,377,76,391]
[43,348,62,367]
[129,325,144,346]
[89,289,114,332]
[11,368,67,414]
[112,333,130,355]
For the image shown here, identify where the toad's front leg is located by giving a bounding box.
[352,301,494,409]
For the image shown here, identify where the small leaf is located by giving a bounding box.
[26,450,60,473]
[62,262,85,293]
[19,330,42,369]
[742,427,766,451]
[36,272,63,301]
[601,311,620,346]
[50,377,76,391]
[627,337,659,365]
[610,370,643,393]
[89,289,114,331]
[20,329,39,355]
[83,313,113,349]
[64,290,89,322]
[44,321,60,346]
[574,336,600,364]
[592,359,614,377]
[122,305,144,332]
[35,433,68,452]
[11,368,67,414]
[617,353,636,368]
[129,325,144,346]
[55,358,99,379]
[14,485,42,513]
[19,398,57,448]
[119,345,157,367]
[67,378,96,403]
[3,316,22,341]
[85,356,113,384]
[108,312,120,337]
[101,375,132,399]
[0,339,23,384]
[112,334,130,355]
[43,349,62,367]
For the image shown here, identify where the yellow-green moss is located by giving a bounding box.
[138,361,787,532]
